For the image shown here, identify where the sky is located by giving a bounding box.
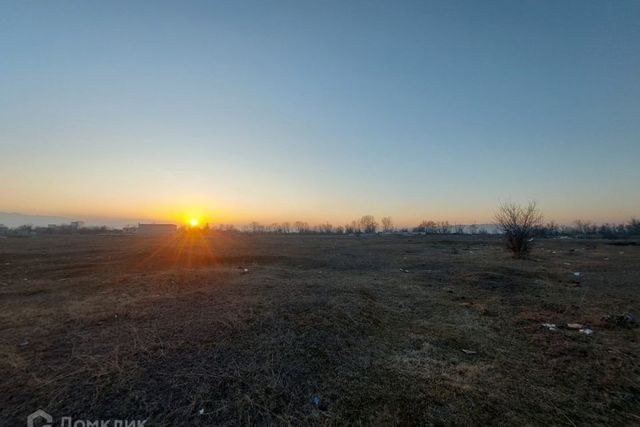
[1,0,639,227]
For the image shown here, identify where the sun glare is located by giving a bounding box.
[189,218,199,227]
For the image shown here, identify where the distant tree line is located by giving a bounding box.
[534,218,640,239]
[1,217,637,239]
[0,223,117,236]
[216,216,484,235]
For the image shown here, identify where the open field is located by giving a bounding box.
[1,233,639,425]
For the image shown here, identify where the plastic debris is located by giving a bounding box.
[542,323,558,332]
[573,272,581,277]
[198,409,204,415]
[567,323,583,330]
[310,394,328,410]
[400,268,410,273]
[462,349,477,355]
[19,340,29,347]
[579,328,593,336]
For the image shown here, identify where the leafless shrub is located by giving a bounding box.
[494,201,543,258]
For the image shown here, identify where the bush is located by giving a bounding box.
[495,201,543,259]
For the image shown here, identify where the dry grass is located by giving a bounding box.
[1,233,639,425]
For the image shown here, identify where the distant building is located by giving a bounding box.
[138,223,177,235]
[70,221,84,230]
[123,225,138,234]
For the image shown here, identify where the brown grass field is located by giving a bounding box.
[1,233,639,425]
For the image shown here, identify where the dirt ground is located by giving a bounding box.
[1,233,639,426]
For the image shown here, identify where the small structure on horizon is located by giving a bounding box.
[138,223,177,235]
[70,221,84,230]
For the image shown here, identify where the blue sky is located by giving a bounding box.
[1,0,639,225]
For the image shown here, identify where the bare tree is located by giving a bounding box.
[417,220,437,234]
[344,220,360,234]
[293,221,309,233]
[318,222,333,234]
[494,201,543,258]
[628,218,640,236]
[249,221,264,233]
[574,220,595,238]
[437,221,450,234]
[381,216,393,233]
[359,215,377,234]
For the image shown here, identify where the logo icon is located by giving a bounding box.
[27,409,52,427]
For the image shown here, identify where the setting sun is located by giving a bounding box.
[189,218,198,227]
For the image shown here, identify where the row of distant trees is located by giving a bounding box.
[209,216,640,238]
[0,224,112,236]
[536,219,640,239]
[1,216,638,239]
[210,216,470,235]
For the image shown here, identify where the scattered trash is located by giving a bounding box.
[579,328,593,336]
[619,251,625,255]
[400,268,410,273]
[602,313,638,329]
[198,409,204,415]
[237,266,249,274]
[19,340,29,347]
[551,250,557,254]
[461,349,477,355]
[542,323,558,332]
[566,323,583,330]
[310,395,327,410]
[564,262,571,266]
[573,272,581,277]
